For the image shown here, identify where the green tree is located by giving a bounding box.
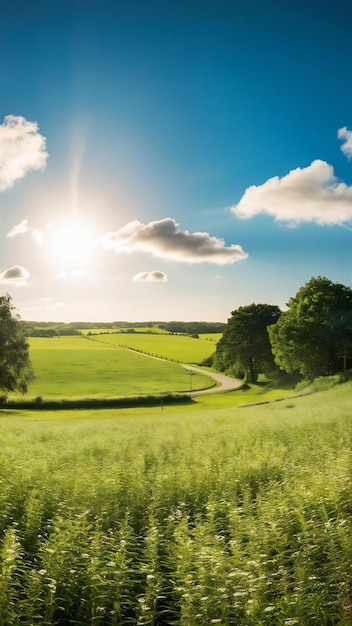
[268,277,352,379]
[214,303,281,383]
[0,294,35,394]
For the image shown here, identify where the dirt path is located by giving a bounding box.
[86,337,241,396]
[182,365,243,395]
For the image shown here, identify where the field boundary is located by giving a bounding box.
[0,393,194,411]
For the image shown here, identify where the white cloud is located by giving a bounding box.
[102,217,248,265]
[0,265,30,285]
[0,115,48,191]
[231,160,352,225]
[133,271,168,282]
[338,127,352,160]
[7,218,43,243]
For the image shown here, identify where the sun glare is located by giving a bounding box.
[47,217,96,270]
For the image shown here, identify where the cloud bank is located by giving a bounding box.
[231,160,352,225]
[7,219,43,243]
[338,127,352,160]
[0,115,48,191]
[133,271,168,282]
[0,265,30,285]
[102,218,248,265]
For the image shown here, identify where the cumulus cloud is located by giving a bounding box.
[7,219,43,243]
[133,271,168,282]
[338,127,352,160]
[102,218,248,265]
[0,115,48,191]
[231,160,352,225]
[0,265,30,285]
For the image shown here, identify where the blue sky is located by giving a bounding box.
[1,0,351,322]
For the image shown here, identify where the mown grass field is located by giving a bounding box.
[23,336,215,400]
[0,381,351,625]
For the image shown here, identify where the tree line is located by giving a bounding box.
[22,320,226,337]
[213,276,352,383]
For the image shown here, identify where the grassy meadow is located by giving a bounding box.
[22,336,215,401]
[0,380,351,625]
[84,331,220,364]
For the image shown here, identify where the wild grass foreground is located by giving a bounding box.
[0,381,351,625]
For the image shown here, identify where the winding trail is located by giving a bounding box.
[85,335,242,395]
[182,365,243,395]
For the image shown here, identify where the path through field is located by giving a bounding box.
[182,365,243,394]
[117,342,242,395]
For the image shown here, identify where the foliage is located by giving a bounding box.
[269,276,352,379]
[0,381,351,624]
[2,393,192,410]
[214,303,281,383]
[158,321,226,334]
[0,294,35,394]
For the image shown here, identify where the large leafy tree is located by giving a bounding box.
[0,294,35,394]
[268,277,352,379]
[214,303,281,383]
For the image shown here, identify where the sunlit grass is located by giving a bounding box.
[87,331,217,363]
[81,326,170,335]
[0,381,351,624]
[22,336,214,400]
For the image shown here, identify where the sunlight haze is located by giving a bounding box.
[0,0,351,322]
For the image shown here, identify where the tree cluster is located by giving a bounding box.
[158,321,226,335]
[215,277,352,382]
[0,295,35,394]
[214,304,280,383]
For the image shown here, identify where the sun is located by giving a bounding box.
[47,216,96,270]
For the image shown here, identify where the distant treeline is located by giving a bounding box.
[158,321,225,334]
[22,320,226,337]
[24,326,82,337]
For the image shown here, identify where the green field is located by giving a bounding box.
[24,336,215,400]
[0,381,351,624]
[85,331,219,363]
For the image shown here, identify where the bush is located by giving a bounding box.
[296,372,352,394]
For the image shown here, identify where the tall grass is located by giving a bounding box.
[0,382,351,624]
